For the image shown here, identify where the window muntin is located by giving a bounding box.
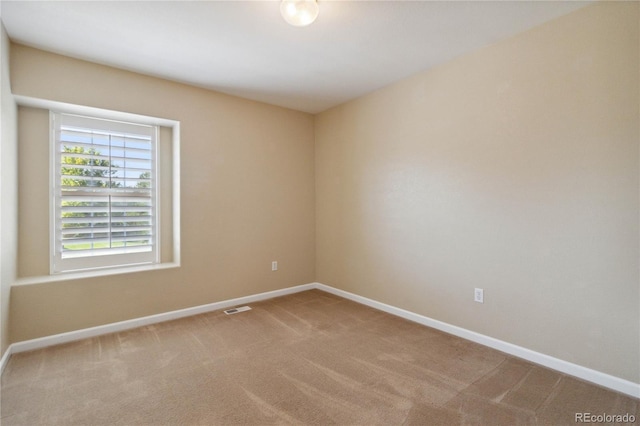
[52,113,159,273]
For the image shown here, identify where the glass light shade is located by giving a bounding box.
[280,0,319,27]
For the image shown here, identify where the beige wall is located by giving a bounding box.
[0,23,17,355]
[10,44,315,341]
[316,1,639,383]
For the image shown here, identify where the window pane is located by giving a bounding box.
[54,113,157,272]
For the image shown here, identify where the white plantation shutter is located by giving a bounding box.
[52,113,159,273]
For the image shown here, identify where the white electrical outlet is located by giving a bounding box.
[272,261,278,271]
[474,288,484,303]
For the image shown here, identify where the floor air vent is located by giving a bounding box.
[224,306,252,315]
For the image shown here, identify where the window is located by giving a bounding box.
[51,112,159,273]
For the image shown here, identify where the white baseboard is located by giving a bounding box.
[314,283,640,399]
[0,344,12,376]
[10,283,316,354]
[3,281,638,399]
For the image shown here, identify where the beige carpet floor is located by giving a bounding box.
[1,289,638,425]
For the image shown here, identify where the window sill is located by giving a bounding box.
[13,262,180,286]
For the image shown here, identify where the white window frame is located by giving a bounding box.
[12,95,181,284]
[51,112,160,274]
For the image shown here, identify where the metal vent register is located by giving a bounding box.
[223,306,252,315]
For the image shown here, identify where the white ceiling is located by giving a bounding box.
[1,0,590,114]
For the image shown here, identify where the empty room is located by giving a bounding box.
[0,0,638,424]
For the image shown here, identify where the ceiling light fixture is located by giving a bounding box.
[280,0,319,27]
